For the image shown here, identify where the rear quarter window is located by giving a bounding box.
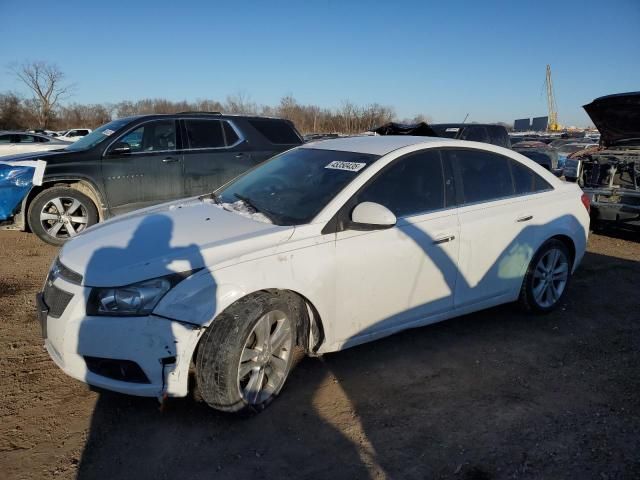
[511,160,551,194]
[248,119,301,145]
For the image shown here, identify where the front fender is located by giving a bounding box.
[153,269,247,326]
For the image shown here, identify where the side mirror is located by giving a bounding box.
[108,142,131,155]
[349,202,396,230]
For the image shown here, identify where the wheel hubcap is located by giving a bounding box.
[238,310,293,405]
[532,248,569,308]
[40,197,89,239]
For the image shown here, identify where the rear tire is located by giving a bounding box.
[195,291,302,414]
[27,186,98,246]
[518,239,572,314]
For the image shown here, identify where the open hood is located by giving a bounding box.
[583,92,640,147]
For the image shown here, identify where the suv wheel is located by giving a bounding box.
[28,186,98,246]
[196,291,299,414]
[518,239,572,313]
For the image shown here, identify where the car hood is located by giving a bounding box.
[59,198,294,286]
[583,92,640,147]
[0,149,71,162]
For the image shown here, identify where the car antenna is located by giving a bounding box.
[462,113,469,124]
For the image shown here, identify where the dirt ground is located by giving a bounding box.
[1,229,638,480]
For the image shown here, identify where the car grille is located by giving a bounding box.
[43,282,74,318]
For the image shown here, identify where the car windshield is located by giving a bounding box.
[64,119,131,151]
[215,147,380,225]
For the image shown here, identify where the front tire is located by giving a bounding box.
[518,239,572,313]
[27,186,98,246]
[195,291,300,414]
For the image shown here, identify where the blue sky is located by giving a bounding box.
[1,0,638,126]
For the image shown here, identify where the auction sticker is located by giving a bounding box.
[325,161,366,172]
[102,129,115,136]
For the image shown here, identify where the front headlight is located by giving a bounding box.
[87,271,199,316]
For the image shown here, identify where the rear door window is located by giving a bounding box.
[18,135,36,143]
[358,150,446,217]
[0,135,11,143]
[185,119,225,149]
[449,149,514,204]
[248,119,301,144]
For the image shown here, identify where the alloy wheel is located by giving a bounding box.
[237,309,293,405]
[40,196,89,239]
[532,247,569,308]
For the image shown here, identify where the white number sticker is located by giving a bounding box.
[102,129,115,136]
[445,127,460,133]
[325,161,366,172]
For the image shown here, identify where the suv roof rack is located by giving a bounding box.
[177,111,222,115]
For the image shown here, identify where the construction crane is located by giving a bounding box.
[545,64,561,131]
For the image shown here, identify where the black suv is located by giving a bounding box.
[2,113,302,245]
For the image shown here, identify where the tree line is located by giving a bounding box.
[0,90,406,135]
[2,61,506,135]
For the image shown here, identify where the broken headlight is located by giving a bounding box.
[87,271,199,316]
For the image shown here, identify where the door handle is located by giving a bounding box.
[433,235,455,245]
[162,156,179,163]
[234,153,244,158]
[516,215,533,222]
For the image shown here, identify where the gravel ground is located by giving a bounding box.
[1,229,638,480]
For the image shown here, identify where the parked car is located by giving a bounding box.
[0,131,68,158]
[431,123,511,148]
[564,92,640,227]
[511,141,559,172]
[57,128,92,142]
[556,142,598,169]
[0,113,303,245]
[37,135,590,414]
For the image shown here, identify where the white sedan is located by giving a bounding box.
[57,128,92,142]
[38,136,590,414]
[0,131,68,157]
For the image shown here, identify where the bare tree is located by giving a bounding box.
[10,61,73,128]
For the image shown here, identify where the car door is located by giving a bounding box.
[333,149,460,346]
[102,119,184,215]
[446,148,550,309]
[181,118,255,196]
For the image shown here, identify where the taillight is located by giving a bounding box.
[581,193,590,213]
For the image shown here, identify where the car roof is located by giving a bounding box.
[117,112,292,122]
[301,135,457,155]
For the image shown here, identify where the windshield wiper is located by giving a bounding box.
[233,193,277,223]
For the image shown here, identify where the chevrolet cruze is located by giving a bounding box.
[37,136,590,414]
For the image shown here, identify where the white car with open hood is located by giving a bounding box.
[37,136,590,414]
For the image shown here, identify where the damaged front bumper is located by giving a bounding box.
[38,272,204,398]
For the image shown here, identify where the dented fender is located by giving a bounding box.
[153,270,247,326]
